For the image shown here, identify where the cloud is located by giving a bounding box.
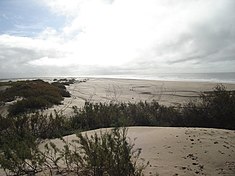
[0,0,235,78]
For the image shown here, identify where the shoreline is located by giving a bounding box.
[1,72,235,84]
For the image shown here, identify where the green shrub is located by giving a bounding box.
[71,100,181,130]
[181,84,235,129]
[0,131,43,175]
[74,128,148,176]
[0,80,71,115]
[0,127,147,176]
[40,128,147,176]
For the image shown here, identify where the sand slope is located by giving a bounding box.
[42,127,235,176]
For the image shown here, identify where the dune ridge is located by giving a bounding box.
[41,127,235,176]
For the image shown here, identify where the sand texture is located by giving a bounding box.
[40,127,235,176]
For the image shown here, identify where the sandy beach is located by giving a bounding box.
[1,78,235,117]
[44,78,235,117]
[41,127,235,176]
[1,78,235,176]
[40,77,235,175]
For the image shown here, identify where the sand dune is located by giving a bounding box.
[41,127,235,176]
[1,127,234,175]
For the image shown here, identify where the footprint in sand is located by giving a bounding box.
[224,141,229,144]
[194,165,205,175]
[220,136,227,140]
[187,154,198,160]
[216,168,226,174]
[163,145,171,149]
[218,150,225,154]
[223,145,229,149]
[225,161,235,170]
[174,166,187,170]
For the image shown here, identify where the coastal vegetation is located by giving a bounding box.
[0,79,71,115]
[70,84,235,130]
[0,122,146,176]
[0,82,234,175]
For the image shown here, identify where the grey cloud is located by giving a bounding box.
[148,1,235,68]
[1,0,235,78]
[0,43,65,78]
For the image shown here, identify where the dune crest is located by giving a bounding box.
[43,127,235,176]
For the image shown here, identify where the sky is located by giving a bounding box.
[0,0,235,78]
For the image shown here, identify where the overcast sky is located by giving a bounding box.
[0,0,235,78]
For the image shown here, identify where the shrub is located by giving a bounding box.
[0,130,43,175]
[74,128,148,176]
[71,100,181,130]
[201,84,234,128]
[180,84,235,129]
[0,128,147,176]
[0,80,71,115]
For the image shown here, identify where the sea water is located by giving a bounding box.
[90,72,235,84]
[1,72,235,84]
[142,72,235,83]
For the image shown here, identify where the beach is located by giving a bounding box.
[42,78,235,175]
[1,78,235,175]
[44,78,235,117]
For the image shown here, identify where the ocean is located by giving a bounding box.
[89,72,235,84]
[138,72,235,84]
[1,72,235,84]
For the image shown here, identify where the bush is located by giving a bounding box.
[181,84,235,129]
[71,100,181,130]
[0,128,43,175]
[73,128,148,176]
[0,80,71,115]
[0,111,72,142]
[0,128,147,176]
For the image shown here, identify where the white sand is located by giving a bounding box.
[45,78,235,117]
[41,127,235,176]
